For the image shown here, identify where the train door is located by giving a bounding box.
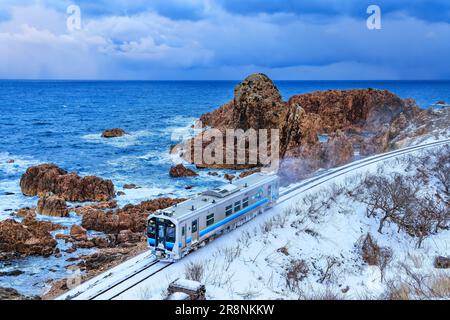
[268,184,272,202]
[191,218,199,243]
[180,223,186,248]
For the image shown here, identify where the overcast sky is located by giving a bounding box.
[0,0,449,80]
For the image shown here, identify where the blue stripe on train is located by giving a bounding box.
[199,198,268,237]
[151,198,269,248]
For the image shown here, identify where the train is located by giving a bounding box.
[147,172,280,261]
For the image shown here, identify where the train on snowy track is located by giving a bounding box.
[147,172,280,261]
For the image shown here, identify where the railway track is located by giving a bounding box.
[56,138,449,300]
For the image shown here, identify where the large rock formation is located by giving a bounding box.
[172,73,446,180]
[37,193,69,217]
[0,218,58,258]
[20,164,115,202]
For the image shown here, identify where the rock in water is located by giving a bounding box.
[0,287,27,300]
[0,219,57,257]
[70,224,87,241]
[20,163,115,202]
[169,164,198,177]
[37,193,69,217]
[101,128,126,138]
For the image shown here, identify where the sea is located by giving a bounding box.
[0,80,449,296]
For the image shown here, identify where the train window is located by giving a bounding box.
[192,220,198,233]
[225,205,233,216]
[147,219,156,238]
[167,223,176,243]
[181,226,185,236]
[242,197,249,208]
[206,213,214,226]
[234,201,241,212]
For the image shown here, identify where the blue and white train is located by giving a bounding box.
[147,172,280,261]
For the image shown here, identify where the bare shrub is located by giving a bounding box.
[356,173,420,234]
[359,233,392,282]
[315,257,339,284]
[184,261,205,282]
[430,145,450,201]
[285,259,309,291]
[360,233,380,266]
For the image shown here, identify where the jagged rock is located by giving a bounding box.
[15,207,36,218]
[101,128,126,138]
[0,219,57,258]
[169,164,198,177]
[20,164,115,202]
[70,225,87,241]
[207,172,219,176]
[123,184,140,189]
[37,193,68,217]
[0,270,23,277]
[224,174,235,182]
[6,159,14,164]
[0,287,27,300]
[73,200,117,215]
[320,131,354,168]
[117,191,126,196]
[288,88,406,133]
[434,256,450,269]
[239,169,261,178]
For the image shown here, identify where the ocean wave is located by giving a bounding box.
[0,152,39,176]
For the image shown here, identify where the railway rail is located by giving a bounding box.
[57,138,450,300]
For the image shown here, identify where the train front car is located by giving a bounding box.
[147,214,180,261]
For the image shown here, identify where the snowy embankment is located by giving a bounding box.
[112,143,449,300]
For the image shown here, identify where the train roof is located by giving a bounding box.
[151,172,277,220]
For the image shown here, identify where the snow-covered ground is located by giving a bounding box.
[109,143,449,300]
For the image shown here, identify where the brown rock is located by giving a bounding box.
[116,230,143,244]
[320,131,354,168]
[224,174,235,182]
[70,225,87,241]
[173,73,445,181]
[123,184,140,189]
[37,193,69,217]
[0,287,27,300]
[169,164,198,178]
[20,164,115,202]
[74,241,95,249]
[0,219,57,258]
[239,169,261,178]
[15,207,36,218]
[55,234,72,241]
[73,200,117,215]
[288,88,406,133]
[101,128,126,138]
[22,215,65,233]
[7,159,14,164]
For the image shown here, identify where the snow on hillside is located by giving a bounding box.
[116,144,450,300]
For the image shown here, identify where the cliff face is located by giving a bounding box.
[174,73,447,180]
